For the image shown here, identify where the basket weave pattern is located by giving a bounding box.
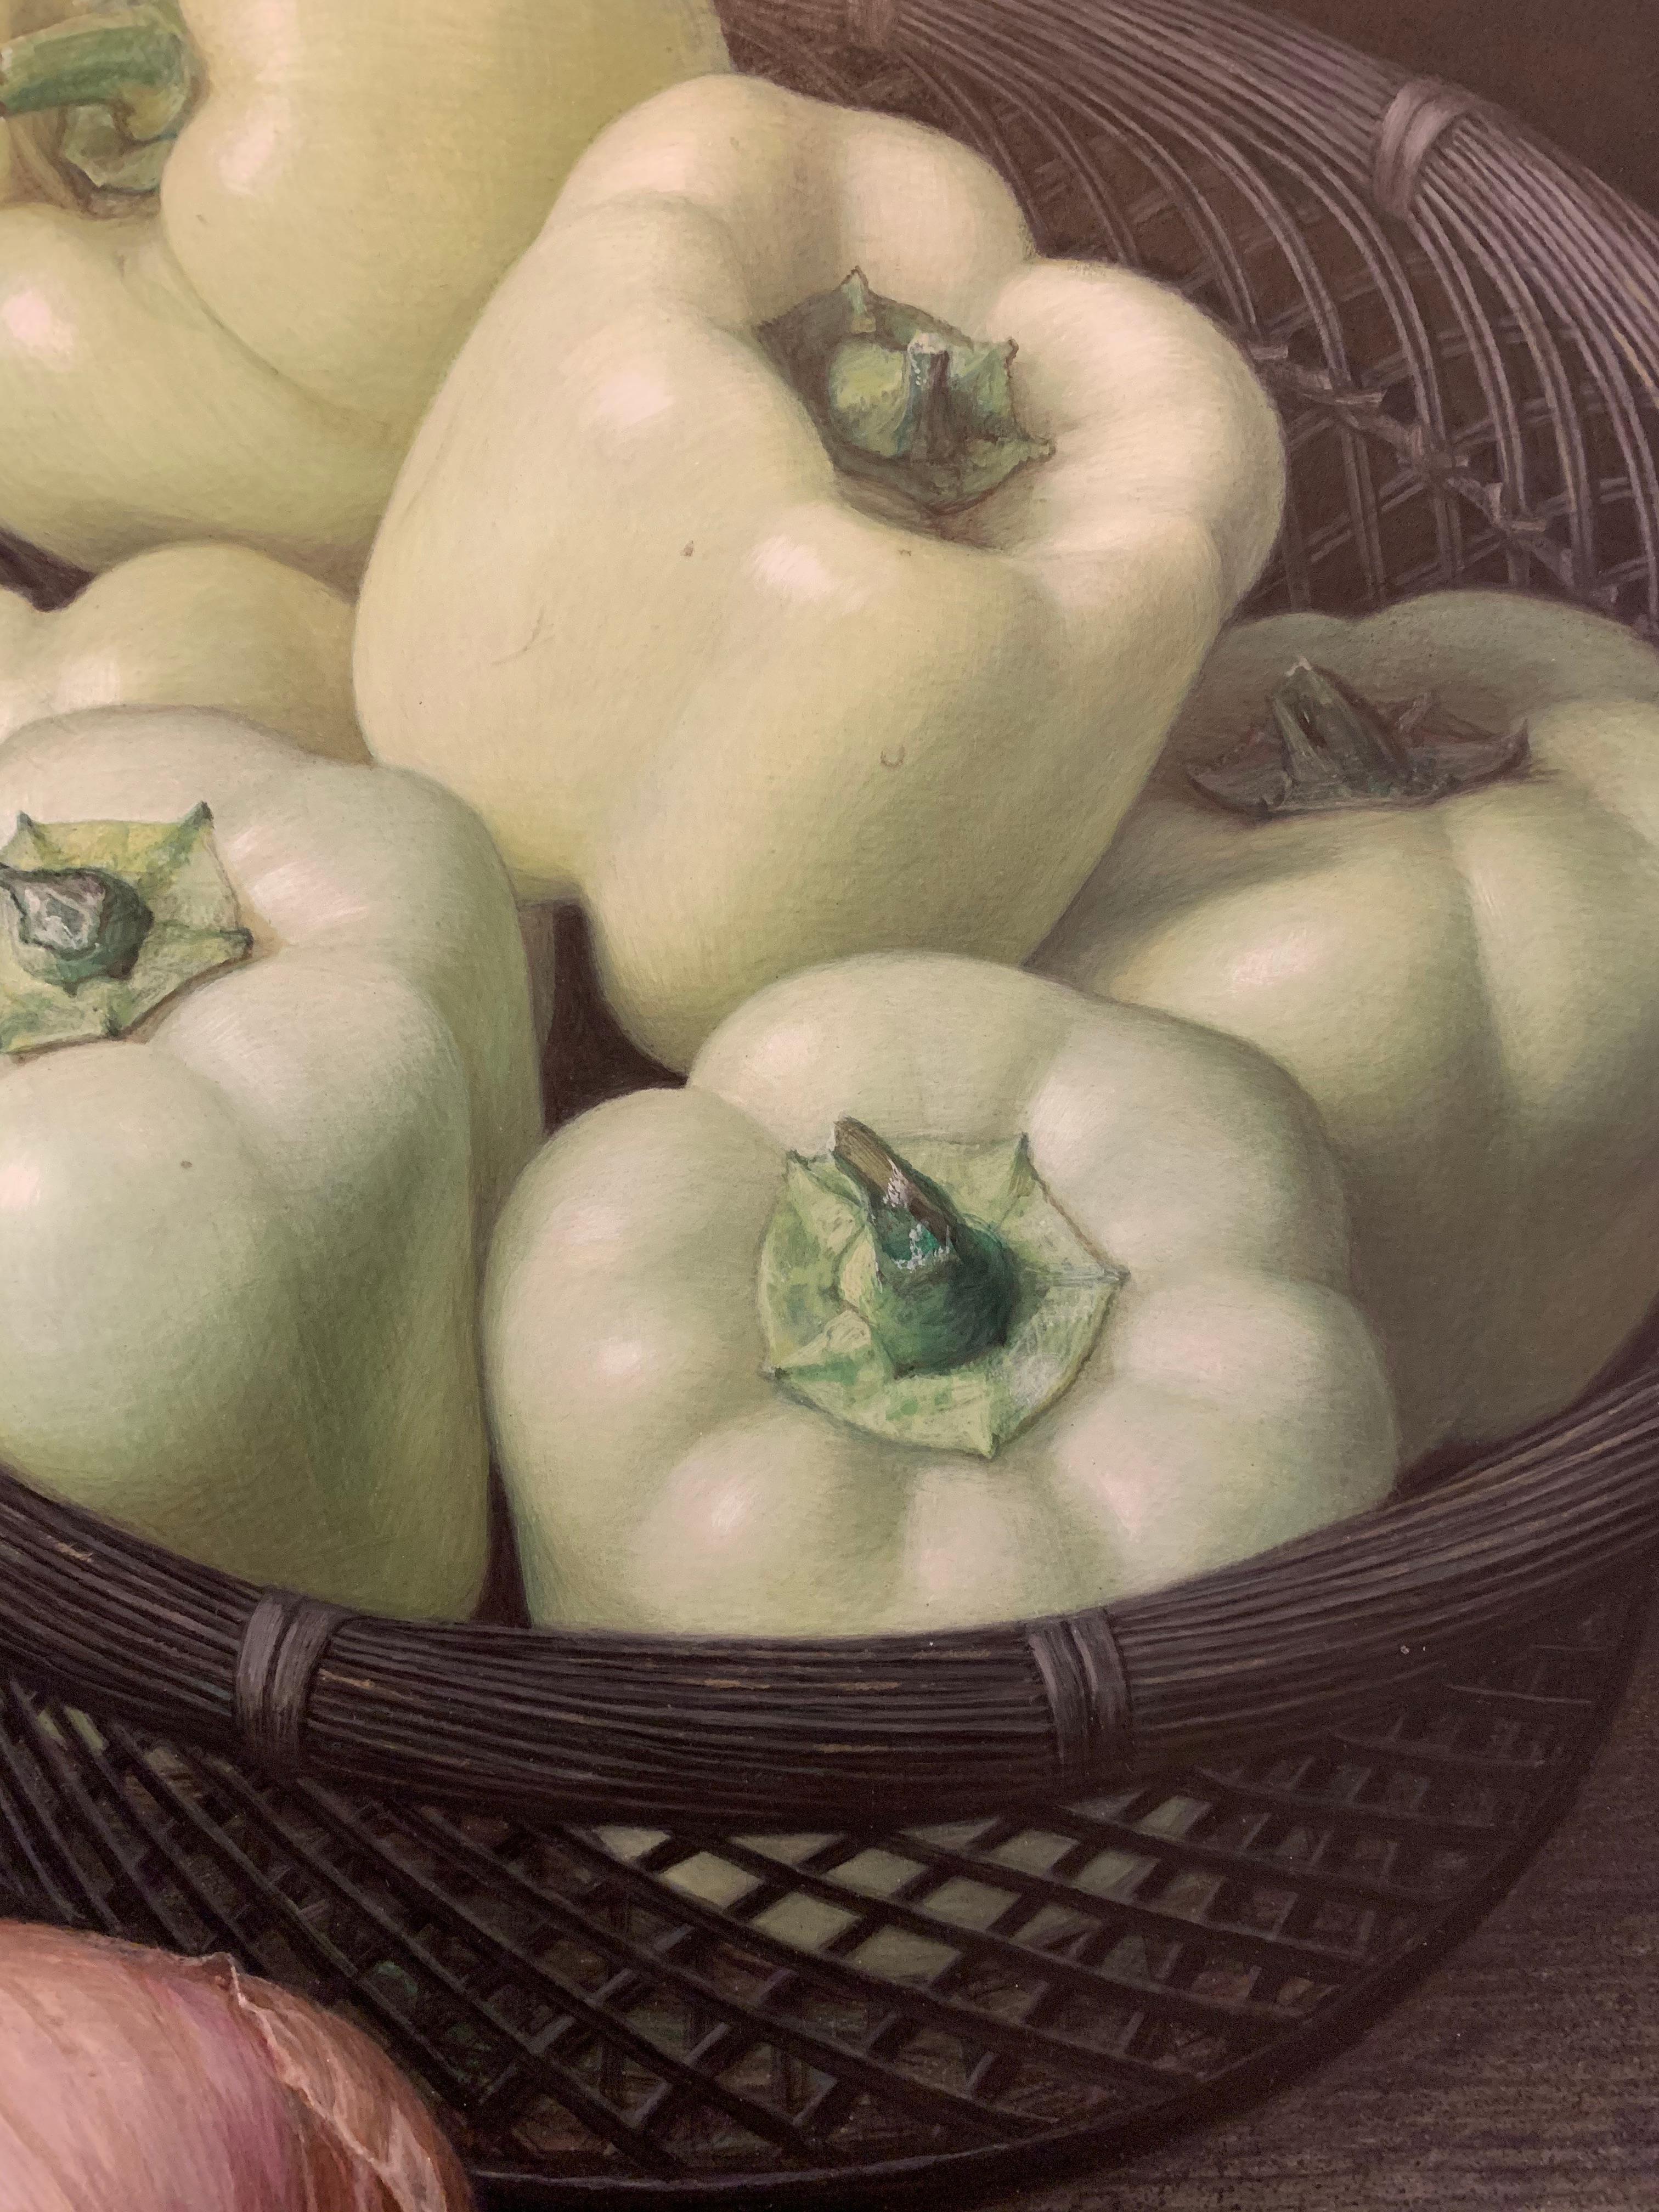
[3,0,1659,2198]
[0,1586,1643,2200]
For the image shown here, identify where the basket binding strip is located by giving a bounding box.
[2,0,1659,2196]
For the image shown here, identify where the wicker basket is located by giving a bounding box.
[3,0,1659,2199]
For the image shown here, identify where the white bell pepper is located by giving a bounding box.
[0,704,542,1616]
[484,956,1397,1637]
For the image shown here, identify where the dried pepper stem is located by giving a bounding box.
[1189,658,1530,819]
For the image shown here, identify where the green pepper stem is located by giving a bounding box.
[1,5,190,121]
[860,335,954,465]
[1271,660,1413,794]
[831,1118,1020,1378]
[0,860,153,992]
[907,340,955,463]
[1,3,195,195]
[833,1118,957,1245]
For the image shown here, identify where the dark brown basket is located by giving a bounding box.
[3,0,1659,2199]
[0,1579,1644,2208]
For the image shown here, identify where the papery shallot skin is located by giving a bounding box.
[0,1919,473,2211]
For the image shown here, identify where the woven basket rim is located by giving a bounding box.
[5,0,1659,1829]
[2,1331,1655,1829]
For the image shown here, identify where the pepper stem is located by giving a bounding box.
[1188,658,1530,819]
[0,3,196,196]
[831,1118,1020,1377]
[0,856,153,994]
[760,270,1053,514]
[1273,661,1414,794]
[1,5,189,123]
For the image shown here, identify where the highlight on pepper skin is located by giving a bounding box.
[0,702,544,1621]
[0,0,732,582]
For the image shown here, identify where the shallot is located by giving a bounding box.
[0,1921,473,2212]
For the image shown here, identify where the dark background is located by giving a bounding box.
[1259,0,1658,211]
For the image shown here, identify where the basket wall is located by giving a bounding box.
[0,1582,1644,2206]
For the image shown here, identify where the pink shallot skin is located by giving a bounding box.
[0,1920,472,2212]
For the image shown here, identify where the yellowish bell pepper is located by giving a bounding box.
[0,0,729,582]
[1035,591,1659,1459]
[356,75,1286,1070]
[0,541,361,759]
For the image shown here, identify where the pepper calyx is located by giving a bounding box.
[0,1,199,203]
[758,1129,1122,1459]
[1189,658,1530,819]
[760,268,1053,514]
[0,802,254,1054]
